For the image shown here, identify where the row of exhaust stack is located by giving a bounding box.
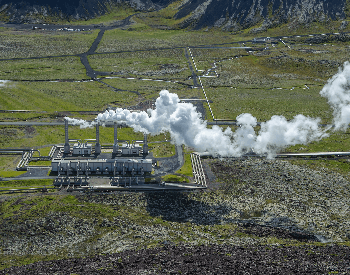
[63,119,148,155]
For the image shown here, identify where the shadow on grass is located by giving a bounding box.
[145,192,322,242]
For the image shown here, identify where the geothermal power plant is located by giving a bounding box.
[45,119,206,191]
[51,120,153,187]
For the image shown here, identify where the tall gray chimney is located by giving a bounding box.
[64,119,70,154]
[95,121,101,154]
[113,122,119,154]
[143,134,148,156]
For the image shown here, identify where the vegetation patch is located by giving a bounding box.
[91,49,189,73]
[0,155,22,172]
[176,153,194,178]
[149,142,175,158]
[162,174,189,182]
[205,86,331,122]
[0,81,131,114]
[0,28,99,59]
[97,29,245,53]
[66,4,136,26]
[27,160,52,166]
[0,171,26,178]
[0,57,86,81]
[0,179,53,187]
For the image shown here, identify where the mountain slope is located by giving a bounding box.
[0,0,348,30]
[0,0,170,23]
[174,0,346,31]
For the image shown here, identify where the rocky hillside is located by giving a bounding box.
[0,0,348,29]
[175,0,347,31]
[0,0,170,23]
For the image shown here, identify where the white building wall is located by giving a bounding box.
[52,158,152,174]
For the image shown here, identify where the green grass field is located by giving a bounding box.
[0,57,87,81]
[0,155,21,172]
[96,28,243,53]
[0,28,99,59]
[100,78,198,100]
[0,179,53,187]
[0,171,26,178]
[204,85,332,122]
[89,49,191,80]
[148,142,175,158]
[0,81,137,113]
[176,153,194,177]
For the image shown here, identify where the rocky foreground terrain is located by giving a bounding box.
[206,158,350,243]
[1,243,350,274]
[0,158,350,273]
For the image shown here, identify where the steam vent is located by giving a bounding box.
[51,120,206,191]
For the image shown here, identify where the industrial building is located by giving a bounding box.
[51,158,152,176]
[52,120,153,186]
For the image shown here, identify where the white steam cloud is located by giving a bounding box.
[320,61,350,131]
[0,80,8,87]
[65,117,96,128]
[66,62,350,158]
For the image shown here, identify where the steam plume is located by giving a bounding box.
[0,80,8,86]
[253,114,327,157]
[66,62,350,157]
[95,90,327,157]
[320,61,350,131]
[64,117,96,128]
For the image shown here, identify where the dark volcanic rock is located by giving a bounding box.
[1,244,350,274]
[175,0,346,31]
[0,0,347,29]
[239,222,319,242]
[0,0,171,23]
[0,0,109,22]
[305,33,350,44]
